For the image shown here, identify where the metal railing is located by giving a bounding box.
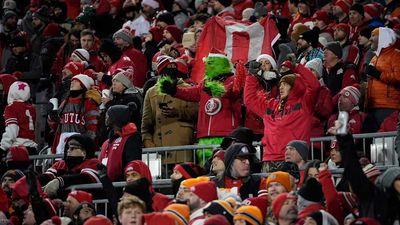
[310,132,398,165]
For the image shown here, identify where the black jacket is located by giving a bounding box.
[338,134,400,225]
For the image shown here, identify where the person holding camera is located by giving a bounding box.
[141,56,197,168]
[244,55,320,172]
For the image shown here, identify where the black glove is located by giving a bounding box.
[0,148,6,161]
[365,65,381,79]
[203,86,212,96]
[245,60,261,75]
[160,78,177,96]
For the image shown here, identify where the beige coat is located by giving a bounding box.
[141,80,198,164]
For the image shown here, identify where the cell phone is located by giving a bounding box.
[337,111,349,135]
[159,103,168,109]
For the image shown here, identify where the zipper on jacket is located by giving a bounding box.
[208,116,212,136]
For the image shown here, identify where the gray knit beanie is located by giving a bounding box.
[287,140,309,162]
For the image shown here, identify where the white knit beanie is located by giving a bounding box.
[256,54,277,70]
[141,0,159,9]
[72,74,94,90]
[72,48,90,62]
[305,58,323,78]
[7,81,31,104]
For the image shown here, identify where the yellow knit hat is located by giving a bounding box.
[372,28,379,36]
[234,206,263,225]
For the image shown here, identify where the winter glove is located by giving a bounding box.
[365,65,381,79]
[97,164,108,180]
[159,78,177,96]
[245,60,261,75]
[286,53,297,66]
[43,179,60,198]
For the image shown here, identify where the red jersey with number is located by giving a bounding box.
[4,102,36,140]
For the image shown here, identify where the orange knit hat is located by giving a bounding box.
[234,206,263,225]
[372,28,379,36]
[180,177,210,188]
[164,204,190,225]
[265,171,292,192]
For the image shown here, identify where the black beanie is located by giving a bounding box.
[32,5,50,23]
[279,162,300,180]
[156,12,175,25]
[298,27,320,48]
[298,178,324,203]
[324,41,343,59]
[106,103,137,128]
[359,27,374,39]
[350,4,364,16]
[10,35,27,48]
[67,134,96,158]
[308,211,323,225]
[123,177,152,210]
[217,0,232,7]
[99,39,123,63]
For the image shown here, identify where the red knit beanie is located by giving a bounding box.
[83,216,113,225]
[64,62,85,76]
[43,23,61,38]
[165,25,183,43]
[7,146,29,162]
[190,181,218,203]
[272,193,296,219]
[335,23,350,35]
[68,190,93,204]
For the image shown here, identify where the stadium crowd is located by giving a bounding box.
[0,0,399,224]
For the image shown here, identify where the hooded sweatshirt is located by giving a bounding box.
[0,81,37,150]
[367,27,400,110]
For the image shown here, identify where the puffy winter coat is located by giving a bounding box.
[367,46,400,110]
[244,64,319,161]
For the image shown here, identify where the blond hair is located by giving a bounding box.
[117,196,146,216]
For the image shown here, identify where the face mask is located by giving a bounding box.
[69,89,86,98]
[65,156,85,169]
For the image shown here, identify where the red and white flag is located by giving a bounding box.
[190,16,280,83]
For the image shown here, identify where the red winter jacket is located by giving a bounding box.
[378,110,398,132]
[310,86,333,150]
[100,55,135,90]
[100,123,138,181]
[174,75,242,138]
[123,46,148,88]
[244,64,319,161]
[319,169,346,225]
[328,109,366,135]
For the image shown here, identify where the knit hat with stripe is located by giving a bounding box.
[203,200,234,223]
[164,204,189,225]
[72,49,90,62]
[234,206,263,225]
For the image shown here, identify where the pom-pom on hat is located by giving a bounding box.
[234,205,263,225]
[71,74,94,90]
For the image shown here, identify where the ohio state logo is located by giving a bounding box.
[205,98,222,116]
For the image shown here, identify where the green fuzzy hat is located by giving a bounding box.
[203,49,231,97]
[204,51,232,79]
